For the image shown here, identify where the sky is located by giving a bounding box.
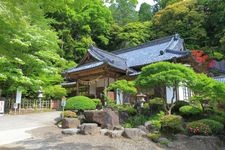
[136,0,155,10]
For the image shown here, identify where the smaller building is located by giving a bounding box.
[63,34,192,104]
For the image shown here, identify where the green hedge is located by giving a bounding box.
[209,115,225,125]
[160,115,184,133]
[198,119,224,134]
[179,105,202,116]
[65,96,96,110]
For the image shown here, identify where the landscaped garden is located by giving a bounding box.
[58,62,225,149]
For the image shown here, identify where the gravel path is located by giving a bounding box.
[0,126,163,150]
[0,111,60,145]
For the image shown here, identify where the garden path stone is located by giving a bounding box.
[106,130,124,138]
[100,129,109,135]
[61,128,80,135]
[79,123,100,135]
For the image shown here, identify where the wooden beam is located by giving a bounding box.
[76,80,79,96]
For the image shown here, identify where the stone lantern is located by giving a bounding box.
[137,93,146,108]
[38,87,43,109]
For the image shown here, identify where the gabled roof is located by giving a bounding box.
[64,34,189,75]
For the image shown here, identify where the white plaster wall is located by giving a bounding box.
[116,89,123,104]
[166,87,176,104]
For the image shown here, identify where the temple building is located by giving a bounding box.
[62,34,191,104]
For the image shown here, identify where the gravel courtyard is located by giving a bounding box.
[0,126,162,150]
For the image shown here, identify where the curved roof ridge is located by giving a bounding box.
[112,35,175,54]
[89,45,127,61]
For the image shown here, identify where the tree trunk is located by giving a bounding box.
[166,87,177,115]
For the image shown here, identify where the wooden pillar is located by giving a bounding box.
[76,80,79,96]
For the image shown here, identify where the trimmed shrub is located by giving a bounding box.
[65,96,96,110]
[148,97,164,105]
[63,110,77,118]
[92,99,101,105]
[198,119,224,134]
[148,97,164,114]
[147,133,161,142]
[160,115,184,133]
[117,104,137,115]
[209,115,225,125]
[186,121,212,135]
[148,111,165,131]
[172,101,189,113]
[179,105,202,116]
[92,98,102,109]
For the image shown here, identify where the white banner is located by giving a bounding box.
[16,89,22,104]
[0,101,4,114]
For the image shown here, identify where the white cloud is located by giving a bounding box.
[136,0,155,11]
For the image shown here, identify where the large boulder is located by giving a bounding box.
[84,108,119,130]
[123,128,146,140]
[79,123,100,135]
[62,118,80,128]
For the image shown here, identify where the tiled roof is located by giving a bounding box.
[65,62,104,74]
[63,34,189,74]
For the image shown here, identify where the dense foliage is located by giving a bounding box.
[1,0,225,101]
[65,96,96,110]
[160,115,184,133]
[0,0,73,100]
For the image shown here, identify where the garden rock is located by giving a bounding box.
[61,128,80,135]
[100,129,109,135]
[79,123,100,135]
[123,128,146,140]
[84,108,119,130]
[62,118,80,128]
[137,125,149,133]
[113,125,124,130]
[106,130,124,138]
[144,121,154,132]
[118,111,129,124]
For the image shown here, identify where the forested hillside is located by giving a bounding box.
[0,0,225,99]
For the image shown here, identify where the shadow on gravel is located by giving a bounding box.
[0,147,25,150]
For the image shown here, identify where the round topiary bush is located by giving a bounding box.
[160,115,184,133]
[186,121,212,135]
[172,101,189,113]
[179,105,202,116]
[198,119,224,134]
[65,96,96,110]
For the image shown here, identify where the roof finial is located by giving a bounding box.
[174,33,179,41]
